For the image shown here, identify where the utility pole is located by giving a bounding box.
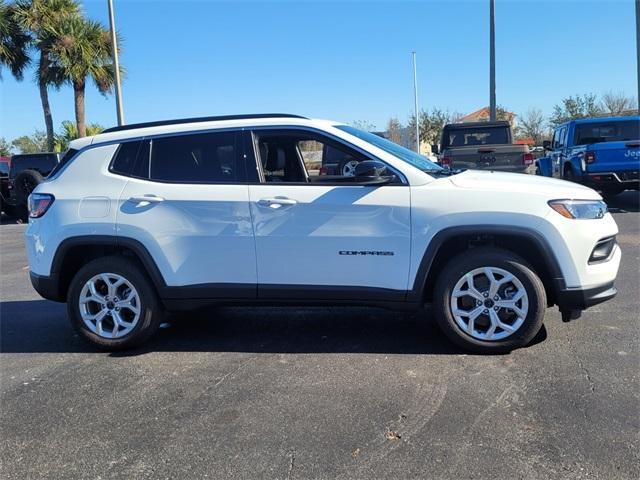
[489,0,496,121]
[107,0,125,126]
[636,0,639,108]
[412,51,420,154]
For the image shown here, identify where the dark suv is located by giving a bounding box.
[5,152,60,220]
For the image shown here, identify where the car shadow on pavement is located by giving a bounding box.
[604,190,640,213]
[0,300,546,356]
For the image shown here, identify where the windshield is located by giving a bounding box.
[335,125,442,172]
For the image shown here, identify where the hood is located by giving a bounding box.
[449,170,601,199]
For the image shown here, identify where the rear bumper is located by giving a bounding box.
[585,170,640,189]
[556,280,617,311]
[29,271,64,302]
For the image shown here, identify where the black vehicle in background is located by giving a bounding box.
[4,152,60,221]
[0,157,10,216]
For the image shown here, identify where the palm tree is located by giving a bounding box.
[0,0,30,80]
[13,0,80,151]
[49,16,116,137]
[54,119,103,151]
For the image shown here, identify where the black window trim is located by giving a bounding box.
[246,126,408,186]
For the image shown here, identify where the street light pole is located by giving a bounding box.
[107,0,125,126]
[489,0,496,121]
[412,51,420,154]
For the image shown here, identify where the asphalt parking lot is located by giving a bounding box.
[1,192,638,480]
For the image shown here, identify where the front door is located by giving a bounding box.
[246,128,412,301]
[116,129,257,297]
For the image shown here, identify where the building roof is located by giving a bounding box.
[459,107,515,122]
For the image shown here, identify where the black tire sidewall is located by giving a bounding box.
[67,256,162,350]
[434,248,546,353]
[15,170,44,204]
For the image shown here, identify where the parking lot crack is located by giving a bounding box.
[565,330,595,394]
[286,448,295,480]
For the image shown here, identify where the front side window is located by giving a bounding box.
[148,131,240,183]
[253,129,393,184]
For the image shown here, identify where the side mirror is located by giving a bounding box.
[543,140,552,151]
[354,160,396,185]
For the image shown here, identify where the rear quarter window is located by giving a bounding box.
[109,141,142,176]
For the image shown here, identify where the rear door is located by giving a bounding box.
[246,128,412,300]
[116,129,257,298]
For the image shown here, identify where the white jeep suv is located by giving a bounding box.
[25,114,621,353]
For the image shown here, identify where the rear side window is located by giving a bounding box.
[149,131,241,183]
[110,141,142,175]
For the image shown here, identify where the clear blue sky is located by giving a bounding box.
[1,0,637,141]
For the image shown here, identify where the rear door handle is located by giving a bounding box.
[128,194,165,204]
[257,197,298,208]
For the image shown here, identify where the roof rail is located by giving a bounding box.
[102,113,308,134]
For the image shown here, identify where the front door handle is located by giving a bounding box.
[257,197,298,208]
[128,194,165,204]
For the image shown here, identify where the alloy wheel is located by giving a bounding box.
[449,266,528,341]
[78,273,141,339]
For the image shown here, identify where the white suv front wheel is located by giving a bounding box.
[67,256,163,350]
[433,248,546,354]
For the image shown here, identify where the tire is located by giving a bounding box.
[562,166,575,182]
[14,169,44,205]
[601,187,624,198]
[433,247,546,354]
[67,256,163,350]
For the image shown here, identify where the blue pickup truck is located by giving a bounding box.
[537,116,639,196]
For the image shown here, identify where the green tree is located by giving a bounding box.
[11,130,48,153]
[13,0,81,150]
[49,16,117,137]
[0,137,12,156]
[549,93,603,127]
[409,108,454,148]
[0,0,30,80]
[54,120,103,151]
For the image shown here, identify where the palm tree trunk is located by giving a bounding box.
[74,80,86,138]
[38,52,54,151]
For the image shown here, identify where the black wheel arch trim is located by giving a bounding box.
[47,235,168,302]
[407,225,566,302]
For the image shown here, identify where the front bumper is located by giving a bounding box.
[29,271,64,302]
[556,280,617,311]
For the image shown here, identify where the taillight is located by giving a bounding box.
[522,153,534,166]
[585,151,596,164]
[441,156,452,168]
[319,166,329,176]
[28,193,55,218]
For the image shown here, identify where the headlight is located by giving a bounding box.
[548,199,607,219]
